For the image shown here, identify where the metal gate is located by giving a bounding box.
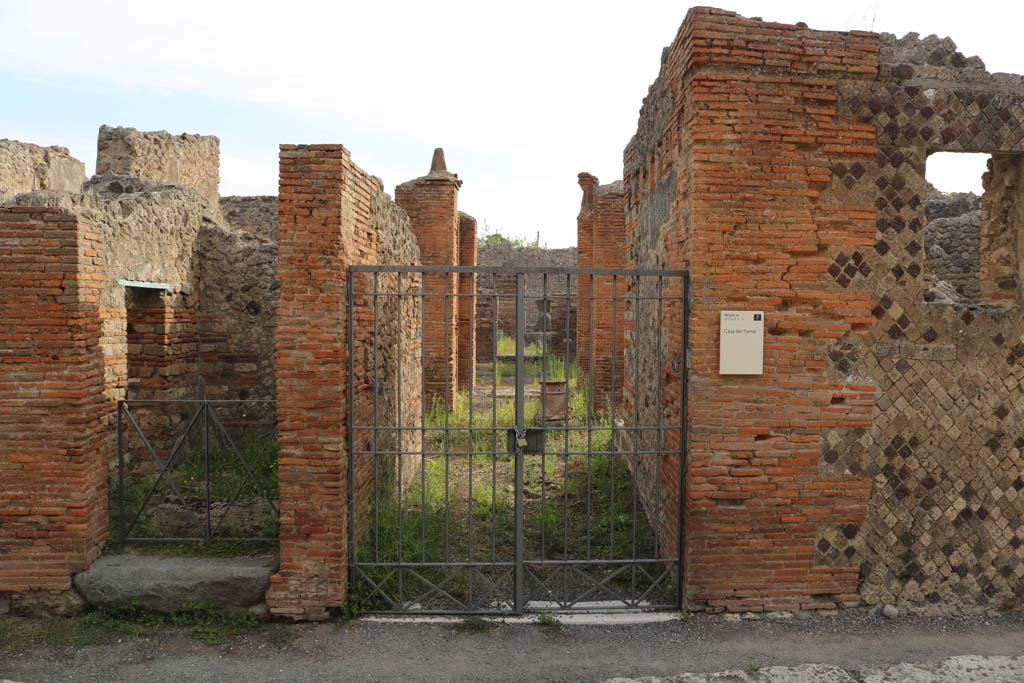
[347,265,687,614]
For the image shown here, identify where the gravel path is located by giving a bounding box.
[3,610,1024,682]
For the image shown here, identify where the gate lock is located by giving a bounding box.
[507,425,546,454]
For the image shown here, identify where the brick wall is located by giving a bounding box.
[627,8,879,613]
[576,175,629,411]
[0,207,108,595]
[270,144,421,619]
[395,150,461,409]
[457,212,477,389]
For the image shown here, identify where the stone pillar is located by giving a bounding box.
[457,212,478,390]
[395,148,462,409]
[0,207,107,599]
[268,144,351,620]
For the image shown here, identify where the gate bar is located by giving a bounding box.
[514,271,526,614]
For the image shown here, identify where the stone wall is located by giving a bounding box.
[96,126,220,207]
[6,176,213,415]
[269,144,421,620]
[924,190,981,303]
[220,196,279,240]
[824,28,1024,610]
[0,129,280,599]
[0,139,85,201]
[196,215,278,428]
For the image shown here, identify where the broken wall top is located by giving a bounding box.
[96,125,220,207]
[0,139,86,203]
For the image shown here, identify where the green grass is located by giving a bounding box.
[535,613,564,631]
[452,615,499,634]
[109,430,280,551]
[352,383,666,610]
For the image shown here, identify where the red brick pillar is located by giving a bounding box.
[457,212,477,390]
[0,207,108,597]
[576,173,597,376]
[268,144,351,620]
[578,176,627,412]
[395,148,461,409]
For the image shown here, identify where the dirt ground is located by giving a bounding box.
[3,610,1024,683]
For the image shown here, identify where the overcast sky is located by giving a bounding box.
[1,1,1020,246]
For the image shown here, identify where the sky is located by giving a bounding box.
[1,1,1021,247]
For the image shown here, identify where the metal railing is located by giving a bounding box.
[116,399,279,544]
[347,265,688,614]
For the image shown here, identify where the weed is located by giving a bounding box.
[535,613,564,631]
[452,615,498,634]
[745,664,762,673]
[0,603,283,651]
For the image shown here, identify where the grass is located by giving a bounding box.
[452,615,499,634]
[351,375,669,611]
[0,603,294,650]
[108,429,280,554]
[535,613,564,632]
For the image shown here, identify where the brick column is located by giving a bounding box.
[576,173,597,377]
[0,207,107,597]
[268,144,351,620]
[395,148,462,409]
[577,175,628,412]
[457,212,477,390]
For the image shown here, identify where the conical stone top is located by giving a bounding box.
[430,147,448,173]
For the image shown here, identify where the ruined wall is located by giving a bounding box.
[6,176,213,413]
[0,140,85,201]
[220,196,279,240]
[0,207,108,597]
[270,144,421,619]
[476,242,577,360]
[96,126,220,207]
[630,7,1024,613]
[924,190,981,303]
[196,218,278,424]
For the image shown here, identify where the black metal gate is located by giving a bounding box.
[347,265,687,614]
